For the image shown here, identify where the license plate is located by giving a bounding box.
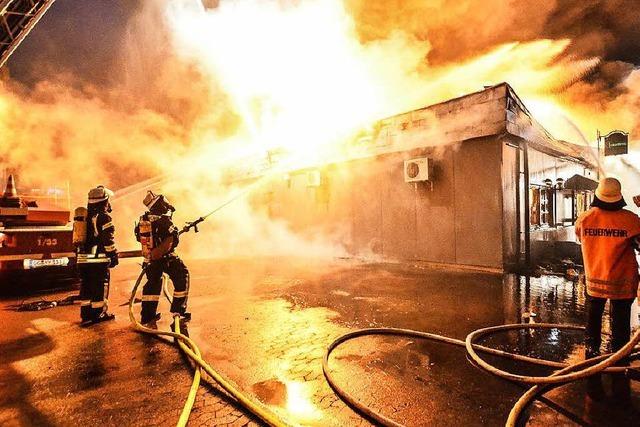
[23,257,70,270]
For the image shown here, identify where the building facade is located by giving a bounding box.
[258,83,596,271]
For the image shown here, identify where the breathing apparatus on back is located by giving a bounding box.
[73,185,114,249]
[72,207,88,249]
[136,191,177,262]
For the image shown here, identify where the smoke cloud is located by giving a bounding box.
[345,0,640,140]
[0,0,638,256]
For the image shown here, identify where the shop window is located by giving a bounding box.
[530,183,594,229]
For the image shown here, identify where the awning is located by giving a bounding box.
[564,174,598,191]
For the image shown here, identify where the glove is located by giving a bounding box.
[634,195,640,208]
[108,253,119,268]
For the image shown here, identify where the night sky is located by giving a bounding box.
[7,0,143,87]
[9,0,640,92]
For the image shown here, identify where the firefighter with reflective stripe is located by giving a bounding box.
[575,177,640,405]
[135,191,190,326]
[75,185,118,325]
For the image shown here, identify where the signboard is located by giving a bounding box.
[603,131,629,156]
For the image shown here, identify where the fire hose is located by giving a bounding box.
[128,264,289,427]
[323,325,640,427]
[126,242,639,426]
[122,175,640,426]
[132,270,640,427]
[123,166,303,426]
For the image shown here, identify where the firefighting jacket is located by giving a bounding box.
[135,213,180,258]
[79,212,117,263]
[575,207,640,299]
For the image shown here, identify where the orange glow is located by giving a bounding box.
[1,0,638,257]
[283,379,322,423]
[166,1,618,173]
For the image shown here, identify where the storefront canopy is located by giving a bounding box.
[564,174,598,191]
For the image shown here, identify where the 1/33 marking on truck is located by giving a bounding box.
[37,237,58,247]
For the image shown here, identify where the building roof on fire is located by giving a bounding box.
[230,83,596,181]
[363,82,596,168]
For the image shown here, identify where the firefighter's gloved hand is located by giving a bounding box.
[108,253,119,268]
[634,195,640,208]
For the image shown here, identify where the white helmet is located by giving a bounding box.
[143,191,161,209]
[88,185,114,204]
[143,190,175,213]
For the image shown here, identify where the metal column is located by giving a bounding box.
[0,0,57,69]
[522,141,531,267]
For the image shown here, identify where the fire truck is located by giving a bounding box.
[0,2,71,289]
[0,174,77,287]
[0,1,208,286]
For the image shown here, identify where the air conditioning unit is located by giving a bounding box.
[404,157,430,183]
[307,170,321,187]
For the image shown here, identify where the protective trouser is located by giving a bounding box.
[78,263,110,321]
[584,295,634,400]
[141,255,189,323]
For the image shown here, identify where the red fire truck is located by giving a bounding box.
[0,174,77,287]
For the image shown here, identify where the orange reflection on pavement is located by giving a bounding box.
[284,379,322,423]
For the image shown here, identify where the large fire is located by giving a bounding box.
[166,1,638,166]
[170,2,589,159]
[0,0,638,255]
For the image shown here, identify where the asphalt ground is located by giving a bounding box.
[0,257,638,426]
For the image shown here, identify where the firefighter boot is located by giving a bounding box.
[93,312,116,324]
[611,373,632,408]
[170,314,190,337]
[141,313,161,329]
[81,312,115,327]
[586,374,606,402]
[584,345,605,401]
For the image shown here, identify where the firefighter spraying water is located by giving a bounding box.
[4,1,640,426]
[135,191,191,327]
[576,178,640,405]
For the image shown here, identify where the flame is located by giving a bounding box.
[166,0,610,171]
[1,0,639,255]
[168,0,420,164]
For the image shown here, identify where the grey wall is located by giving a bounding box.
[501,143,520,266]
[266,137,505,268]
[452,139,503,267]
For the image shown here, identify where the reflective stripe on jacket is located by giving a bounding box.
[80,211,117,258]
[76,253,110,264]
[575,207,640,299]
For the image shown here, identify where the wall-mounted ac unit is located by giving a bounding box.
[307,170,321,187]
[404,157,430,183]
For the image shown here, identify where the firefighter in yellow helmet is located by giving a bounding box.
[76,185,118,325]
[135,191,190,326]
[575,177,640,405]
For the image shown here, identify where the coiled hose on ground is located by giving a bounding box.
[128,264,639,427]
[323,325,640,427]
[128,266,289,427]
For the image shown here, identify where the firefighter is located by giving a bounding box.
[76,185,118,325]
[135,191,190,326]
[575,177,640,405]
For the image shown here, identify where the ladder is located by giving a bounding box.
[0,0,56,69]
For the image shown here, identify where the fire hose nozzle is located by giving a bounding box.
[181,217,205,235]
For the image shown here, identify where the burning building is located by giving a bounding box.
[260,83,597,272]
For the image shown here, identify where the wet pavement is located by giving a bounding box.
[0,258,638,426]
